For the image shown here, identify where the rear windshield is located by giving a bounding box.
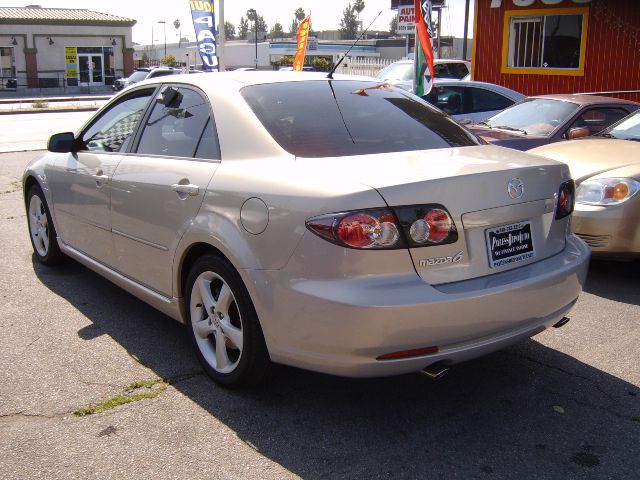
[128,70,150,83]
[241,80,480,157]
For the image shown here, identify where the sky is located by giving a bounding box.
[2,0,474,44]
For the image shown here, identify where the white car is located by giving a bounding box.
[375,59,471,92]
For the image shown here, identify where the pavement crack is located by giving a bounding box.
[510,351,636,420]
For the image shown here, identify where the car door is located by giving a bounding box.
[464,87,518,123]
[109,85,220,297]
[561,106,632,140]
[47,87,156,266]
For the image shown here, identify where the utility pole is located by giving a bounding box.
[158,20,166,60]
[463,0,470,61]
[218,0,225,71]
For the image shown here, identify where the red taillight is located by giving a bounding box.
[306,204,458,250]
[396,204,458,247]
[377,346,439,360]
[306,208,403,250]
[336,213,400,248]
[556,180,575,220]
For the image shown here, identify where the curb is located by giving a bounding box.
[0,95,111,105]
[0,106,100,115]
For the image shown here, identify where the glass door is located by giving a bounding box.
[78,54,104,86]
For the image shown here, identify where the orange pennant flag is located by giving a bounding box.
[293,15,311,71]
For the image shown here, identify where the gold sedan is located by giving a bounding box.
[529,110,640,259]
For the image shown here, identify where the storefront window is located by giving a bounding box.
[501,7,589,76]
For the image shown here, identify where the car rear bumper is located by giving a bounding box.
[244,234,590,378]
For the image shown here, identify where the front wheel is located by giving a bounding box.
[26,185,65,265]
[185,254,271,387]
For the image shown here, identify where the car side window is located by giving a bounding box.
[80,88,154,152]
[424,86,466,115]
[136,86,218,159]
[148,70,176,79]
[567,108,630,135]
[470,88,515,113]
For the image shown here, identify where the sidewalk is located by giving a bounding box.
[0,92,111,114]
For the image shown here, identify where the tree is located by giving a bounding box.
[225,21,236,40]
[312,57,333,71]
[269,22,285,39]
[389,14,398,35]
[238,16,249,39]
[290,7,306,34]
[339,3,359,40]
[354,0,365,22]
[161,54,178,67]
[173,19,182,47]
[256,15,268,34]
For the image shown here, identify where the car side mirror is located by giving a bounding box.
[48,132,77,153]
[567,126,590,140]
[158,86,183,108]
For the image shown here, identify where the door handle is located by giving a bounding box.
[171,183,200,196]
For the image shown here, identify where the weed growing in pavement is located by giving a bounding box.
[31,99,49,109]
[74,377,168,416]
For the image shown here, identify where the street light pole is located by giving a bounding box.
[158,20,167,60]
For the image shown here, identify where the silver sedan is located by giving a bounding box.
[23,72,590,387]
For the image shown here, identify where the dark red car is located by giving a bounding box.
[466,94,639,151]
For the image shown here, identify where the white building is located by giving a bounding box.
[0,6,136,92]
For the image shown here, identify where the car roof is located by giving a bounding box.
[133,71,377,92]
[530,93,639,106]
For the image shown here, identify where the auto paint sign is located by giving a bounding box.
[190,0,218,71]
[397,5,415,34]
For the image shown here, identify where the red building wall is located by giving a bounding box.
[472,0,640,102]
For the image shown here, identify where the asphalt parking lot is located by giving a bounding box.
[1,150,638,479]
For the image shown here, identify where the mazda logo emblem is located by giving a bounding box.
[508,178,524,199]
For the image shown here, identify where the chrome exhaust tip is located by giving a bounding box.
[420,363,450,380]
[553,316,570,328]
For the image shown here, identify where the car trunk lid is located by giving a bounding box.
[297,145,572,284]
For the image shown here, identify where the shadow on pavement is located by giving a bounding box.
[33,257,640,479]
[583,259,640,306]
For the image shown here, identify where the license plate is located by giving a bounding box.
[485,221,535,268]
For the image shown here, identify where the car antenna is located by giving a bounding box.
[327,10,382,79]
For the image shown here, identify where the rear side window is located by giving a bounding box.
[148,70,176,79]
[241,80,480,157]
[433,63,468,80]
[470,88,514,113]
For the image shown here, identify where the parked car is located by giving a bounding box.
[112,67,181,91]
[24,72,589,387]
[422,80,525,123]
[529,109,640,259]
[466,94,639,151]
[375,59,471,92]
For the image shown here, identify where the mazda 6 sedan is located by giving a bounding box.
[23,72,590,387]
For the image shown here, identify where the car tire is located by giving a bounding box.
[185,254,271,387]
[26,185,65,265]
